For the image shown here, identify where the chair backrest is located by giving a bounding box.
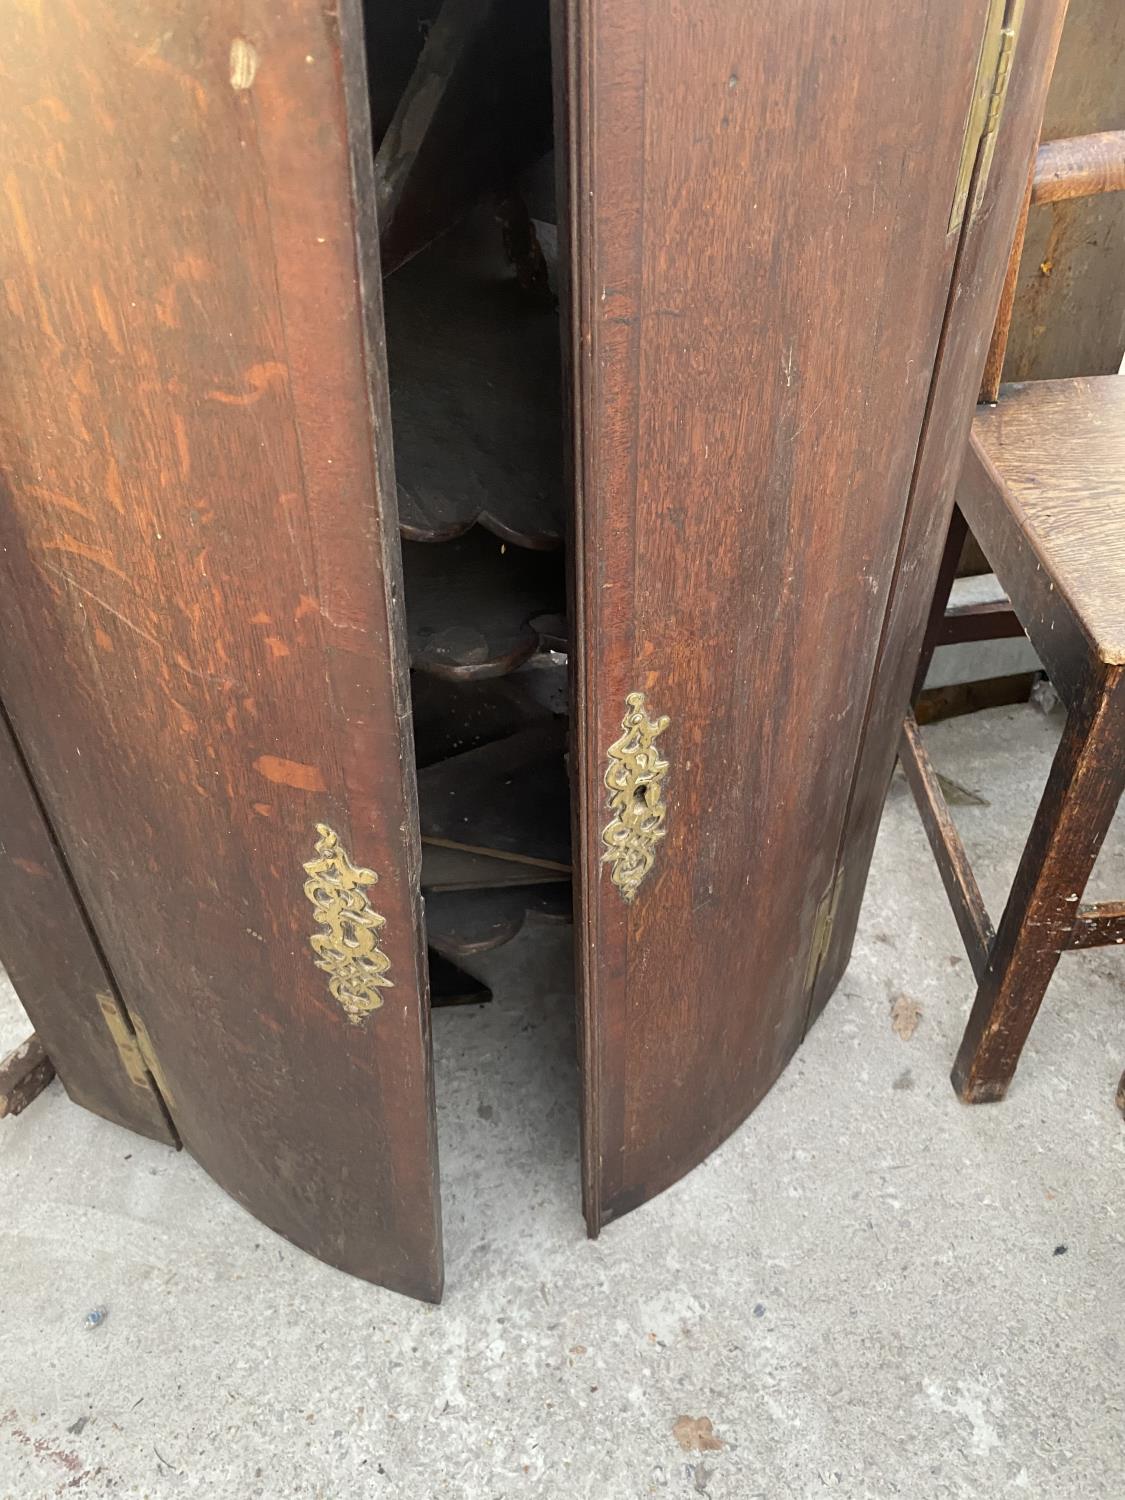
[980,128,1125,401]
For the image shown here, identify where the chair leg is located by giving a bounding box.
[911,505,969,700]
[952,681,1125,1103]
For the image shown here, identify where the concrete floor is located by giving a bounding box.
[1,702,1122,1498]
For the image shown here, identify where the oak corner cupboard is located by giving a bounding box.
[0,0,1063,1301]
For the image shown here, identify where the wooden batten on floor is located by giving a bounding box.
[915,675,1038,725]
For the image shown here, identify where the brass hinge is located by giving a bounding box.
[805,867,844,990]
[96,990,173,1105]
[948,0,1025,233]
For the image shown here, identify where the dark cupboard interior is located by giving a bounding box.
[363,0,574,1011]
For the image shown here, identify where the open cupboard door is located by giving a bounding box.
[0,1,442,1299]
[563,0,1065,1231]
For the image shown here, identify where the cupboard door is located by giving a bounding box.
[0,711,175,1144]
[0,1,441,1299]
[562,0,1044,1230]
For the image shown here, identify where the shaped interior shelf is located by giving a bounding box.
[417,722,571,870]
[426,949,492,1008]
[424,882,572,958]
[384,213,564,550]
[403,528,566,680]
[409,663,566,768]
[421,843,569,891]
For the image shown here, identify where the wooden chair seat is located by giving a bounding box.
[966,375,1125,684]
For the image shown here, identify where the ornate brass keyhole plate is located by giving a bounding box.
[601,692,670,903]
[303,824,393,1023]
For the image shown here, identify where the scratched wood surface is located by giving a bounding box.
[560,0,1012,1230]
[0,711,174,1142]
[815,0,1069,1026]
[0,0,442,1299]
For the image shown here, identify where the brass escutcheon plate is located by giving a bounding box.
[303,824,393,1023]
[601,692,670,903]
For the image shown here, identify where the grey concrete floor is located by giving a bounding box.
[1,702,1122,1498]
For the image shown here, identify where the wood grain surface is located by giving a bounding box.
[560,0,1016,1230]
[1068,899,1125,950]
[815,0,1069,1030]
[955,427,1096,705]
[1032,130,1125,203]
[971,377,1125,662]
[979,156,1035,404]
[0,0,441,1299]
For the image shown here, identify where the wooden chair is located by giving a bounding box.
[902,128,1125,1106]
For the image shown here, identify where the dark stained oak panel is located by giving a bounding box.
[0,0,1069,1297]
[0,0,442,1299]
[561,0,1048,1230]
